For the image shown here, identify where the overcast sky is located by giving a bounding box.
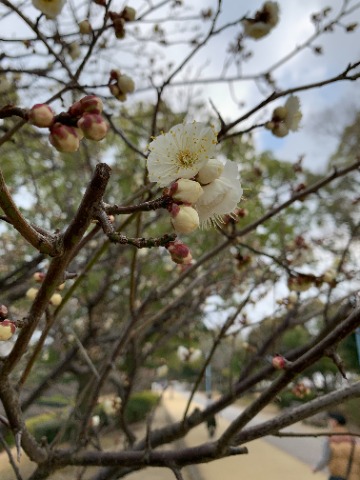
[2,0,360,173]
[191,0,360,172]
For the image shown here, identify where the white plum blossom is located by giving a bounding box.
[147,122,218,187]
[177,346,202,363]
[195,160,243,227]
[32,0,66,19]
[242,2,279,40]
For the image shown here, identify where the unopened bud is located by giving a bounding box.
[68,101,83,117]
[68,42,81,60]
[168,179,203,204]
[272,123,289,138]
[26,287,39,300]
[264,121,275,130]
[272,355,286,370]
[197,158,224,184]
[33,272,46,282]
[49,123,81,152]
[50,293,62,306]
[78,114,109,141]
[117,74,135,94]
[167,240,193,265]
[113,17,126,39]
[79,19,92,34]
[28,104,55,128]
[0,320,16,341]
[273,106,287,121]
[121,6,136,21]
[109,84,127,102]
[169,204,199,234]
[80,95,103,114]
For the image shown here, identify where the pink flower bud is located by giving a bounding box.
[170,204,199,234]
[168,179,203,204]
[0,305,8,319]
[33,272,46,282]
[272,355,286,370]
[28,104,55,128]
[78,114,109,141]
[0,320,16,341]
[68,101,83,117]
[49,123,81,152]
[79,95,103,114]
[167,240,193,265]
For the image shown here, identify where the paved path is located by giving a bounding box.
[191,391,328,468]
[163,390,328,480]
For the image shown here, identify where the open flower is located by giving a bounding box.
[32,0,66,19]
[242,2,279,39]
[147,122,218,187]
[195,160,243,227]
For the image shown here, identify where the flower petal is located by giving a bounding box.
[196,160,243,227]
[147,122,217,187]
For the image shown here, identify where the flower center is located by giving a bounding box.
[176,149,198,168]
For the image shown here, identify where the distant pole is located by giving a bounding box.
[355,328,360,366]
[205,364,212,393]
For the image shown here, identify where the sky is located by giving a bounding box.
[1,0,360,174]
[189,0,360,172]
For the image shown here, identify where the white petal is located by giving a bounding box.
[284,95,302,131]
[147,122,217,187]
[196,160,243,227]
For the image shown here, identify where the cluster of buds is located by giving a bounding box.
[109,6,136,39]
[28,95,109,153]
[109,69,135,102]
[26,271,66,306]
[177,345,202,363]
[292,382,311,399]
[265,96,302,138]
[164,179,204,234]
[242,1,279,39]
[287,273,322,293]
[166,239,193,265]
[0,305,16,341]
